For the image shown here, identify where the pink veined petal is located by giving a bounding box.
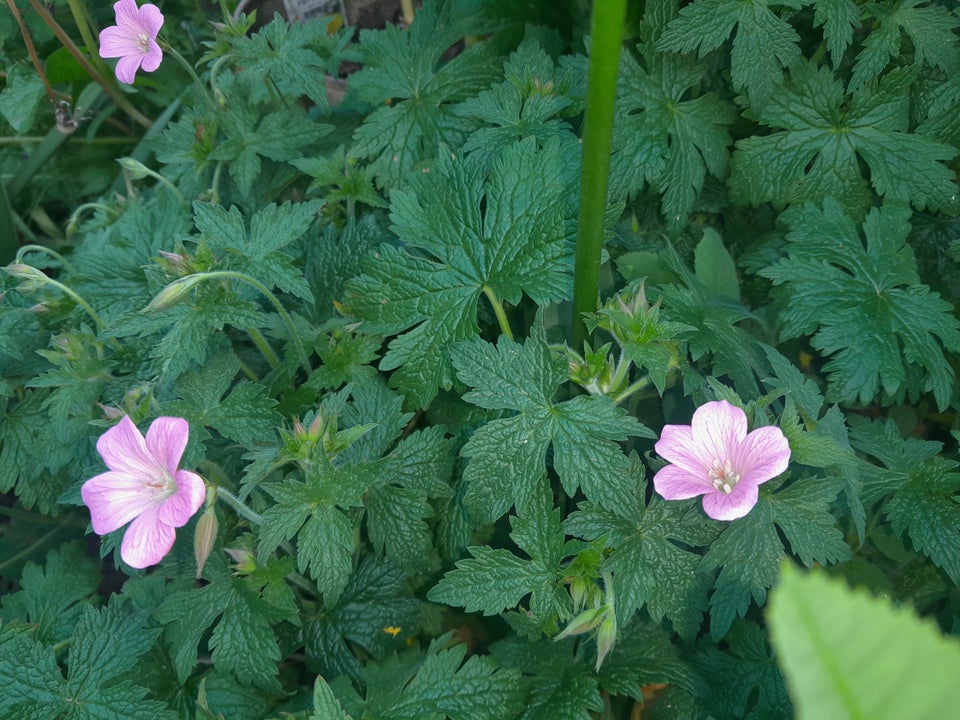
[689,401,748,465]
[120,509,176,568]
[96,415,165,479]
[98,25,142,59]
[112,0,143,31]
[113,54,144,84]
[81,470,158,534]
[139,42,163,73]
[652,464,712,501]
[654,424,710,477]
[735,425,791,487]
[701,482,760,521]
[145,416,190,474]
[158,470,206,527]
[138,4,165,37]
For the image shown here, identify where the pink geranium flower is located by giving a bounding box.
[81,415,205,569]
[652,400,790,521]
[98,0,164,85]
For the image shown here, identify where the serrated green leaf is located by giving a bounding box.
[166,352,283,445]
[769,564,960,719]
[349,0,501,189]
[156,574,288,690]
[224,14,356,110]
[701,475,849,638]
[657,0,802,108]
[731,63,959,212]
[428,484,569,620]
[564,458,715,640]
[304,557,423,683]
[849,0,960,90]
[694,228,739,300]
[192,200,322,302]
[209,105,331,196]
[811,0,860,68]
[0,629,65,718]
[455,38,577,167]
[611,49,733,227]
[451,327,651,522]
[761,200,960,409]
[343,137,577,408]
[312,675,352,720]
[884,456,960,585]
[348,633,525,720]
[0,63,45,133]
[0,542,100,644]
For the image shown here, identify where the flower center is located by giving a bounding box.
[708,459,740,495]
[137,33,150,53]
[145,470,177,499]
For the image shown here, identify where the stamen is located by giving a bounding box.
[137,33,150,53]
[708,459,740,495]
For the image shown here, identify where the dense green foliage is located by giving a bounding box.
[2,0,960,717]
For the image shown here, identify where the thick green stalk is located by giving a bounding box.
[571,0,627,351]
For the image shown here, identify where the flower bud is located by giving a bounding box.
[142,275,204,312]
[225,546,257,575]
[594,610,618,671]
[194,508,219,579]
[117,156,152,179]
[3,263,49,292]
[554,606,605,641]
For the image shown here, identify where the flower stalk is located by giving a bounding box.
[571,0,627,350]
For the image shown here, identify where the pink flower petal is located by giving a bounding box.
[140,42,163,73]
[81,470,158,534]
[114,55,144,85]
[690,401,747,462]
[139,3,165,37]
[736,425,791,487]
[654,424,710,476]
[96,416,164,477]
[145,417,190,474]
[701,483,760,521]
[98,25,140,59]
[652,464,712,500]
[113,0,143,30]
[121,509,176,568]
[158,470,206,527]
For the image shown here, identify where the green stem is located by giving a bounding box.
[160,41,217,112]
[65,0,108,77]
[611,375,652,405]
[247,326,281,369]
[42,276,107,330]
[215,485,264,525]
[16,244,80,275]
[482,284,514,341]
[571,0,627,351]
[0,526,62,573]
[149,270,312,374]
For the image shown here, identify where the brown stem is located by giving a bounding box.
[6,0,57,102]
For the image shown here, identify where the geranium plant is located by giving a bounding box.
[1,0,959,718]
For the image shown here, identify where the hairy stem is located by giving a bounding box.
[570,0,627,350]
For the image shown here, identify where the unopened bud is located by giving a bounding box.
[194,508,219,579]
[117,156,152,179]
[555,606,605,641]
[594,610,618,671]
[4,263,49,291]
[225,546,257,575]
[142,275,204,312]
